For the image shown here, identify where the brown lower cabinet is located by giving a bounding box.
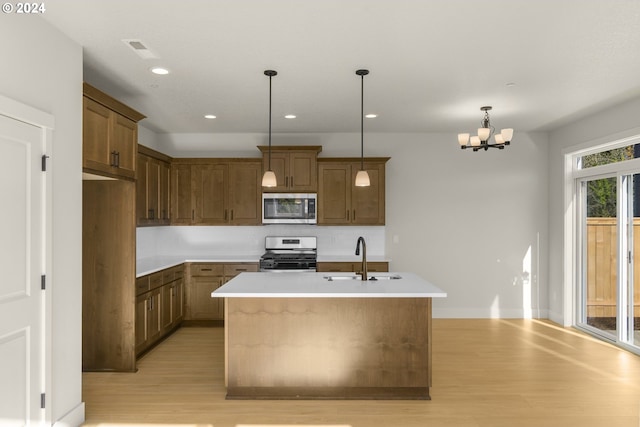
[316,261,389,274]
[185,262,259,322]
[135,265,184,356]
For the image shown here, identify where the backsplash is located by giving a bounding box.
[137,225,386,260]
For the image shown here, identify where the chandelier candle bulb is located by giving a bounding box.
[501,128,514,142]
[494,134,505,144]
[478,127,491,142]
[458,133,470,146]
[470,136,481,147]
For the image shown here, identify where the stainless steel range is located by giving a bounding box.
[259,236,317,272]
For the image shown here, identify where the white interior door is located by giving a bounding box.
[0,113,45,426]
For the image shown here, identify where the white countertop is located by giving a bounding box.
[137,255,260,277]
[137,255,390,277]
[211,272,447,298]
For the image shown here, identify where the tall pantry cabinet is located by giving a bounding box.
[82,83,145,372]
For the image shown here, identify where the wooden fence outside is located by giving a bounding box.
[586,218,640,318]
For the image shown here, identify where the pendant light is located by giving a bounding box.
[262,69,278,187]
[355,69,371,187]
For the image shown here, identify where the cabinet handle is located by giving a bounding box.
[236,268,248,272]
[148,296,153,311]
[201,268,213,272]
[353,210,356,221]
[192,209,195,221]
[285,176,288,187]
[148,208,155,220]
[231,210,234,220]
[110,151,117,167]
[290,176,294,187]
[347,210,349,220]
[115,151,120,168]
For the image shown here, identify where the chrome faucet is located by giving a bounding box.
[355,236,368,281]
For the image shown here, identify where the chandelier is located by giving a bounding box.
[458,106,513,151]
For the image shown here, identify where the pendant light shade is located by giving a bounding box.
[262,69,278,187]
[355,69,371,187]
[355,169,370,187]
[261,170,277,187]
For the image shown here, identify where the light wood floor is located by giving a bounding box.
[82,319,640,427]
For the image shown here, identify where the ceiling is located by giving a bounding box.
[42,0,640,135]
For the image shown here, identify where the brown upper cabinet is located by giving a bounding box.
[82,83,145,180]
[317,158,388,225]
[258,146,321,193]
[171,159,262,225]
[137,145,171,226]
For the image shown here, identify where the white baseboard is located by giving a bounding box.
[433,307,550,319]
[53,402,85,427]
[546,310,568,326]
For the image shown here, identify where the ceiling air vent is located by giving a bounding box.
[122,39,158,59]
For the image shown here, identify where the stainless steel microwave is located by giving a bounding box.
[262,193,317,224]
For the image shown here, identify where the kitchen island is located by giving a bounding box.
[212,272,446,400]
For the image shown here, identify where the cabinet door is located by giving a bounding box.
[172,279,185,324]
[83,97,112,174]
[160,284,173,334]
[262,151,288,192]
[189,276,224,320]
[351,162,385,225]
[147,158,161,222]
[289,151,317,192]
[136,153,150,225]
[228,162,261,225]
[318,162,351,224]
[194,163,228,224]
[111,114,137,179]
[159,160,170,223]
[171,164,194,224]
[147,288,162,343]
[135,294,148,355]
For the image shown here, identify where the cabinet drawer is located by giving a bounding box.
[224,263,258,277]
[357,262,389,273]
[136,276,150,295]
[149,271,163,290]
[162,265,183,284]
[191,263,224,276]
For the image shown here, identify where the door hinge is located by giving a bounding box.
[40,393,45,408]
[41,275,46,290]
[41,155,49,172]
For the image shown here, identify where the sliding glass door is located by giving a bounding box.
[578,172,640,349]
[579,176,618,339]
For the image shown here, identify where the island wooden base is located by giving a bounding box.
[224,297,432,400]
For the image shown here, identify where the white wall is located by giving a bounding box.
[548,96,640,324]
[0,17,84,426]
[152,131,549,318]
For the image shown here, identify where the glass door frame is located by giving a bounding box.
[574,161,640,353]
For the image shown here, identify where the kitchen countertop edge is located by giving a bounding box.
[211,272,447,298]
[137,255,261,277]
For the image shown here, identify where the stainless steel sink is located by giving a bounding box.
[323,274,402,281]
[323,275,359,281]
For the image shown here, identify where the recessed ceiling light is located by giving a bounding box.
[284,114,296,119]
[204,115,217,119]
[506,82,516,87]
[365,114,377,119]
[150,67,169,75]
